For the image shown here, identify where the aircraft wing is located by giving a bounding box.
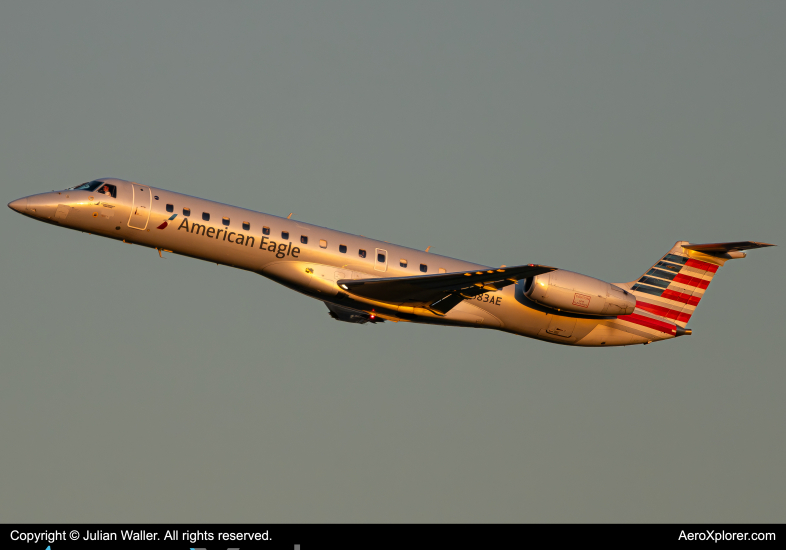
[337,263,556,315]
[681,241,775,253]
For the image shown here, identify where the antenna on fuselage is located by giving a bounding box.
[287,213,293,219]
[425,245,431,252]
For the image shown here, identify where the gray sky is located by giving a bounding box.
[1,1,783,522]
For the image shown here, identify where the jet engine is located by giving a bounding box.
[523,270,636,316]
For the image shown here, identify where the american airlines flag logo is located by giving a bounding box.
[157,213,177,229]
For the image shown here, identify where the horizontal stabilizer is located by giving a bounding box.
[337,263,556,315]
[682,241,775,254]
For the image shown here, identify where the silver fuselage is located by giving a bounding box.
[9,178,668,347]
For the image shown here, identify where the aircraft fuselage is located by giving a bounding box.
[8,178,707,347]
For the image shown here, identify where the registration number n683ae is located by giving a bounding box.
[474,294,502,306]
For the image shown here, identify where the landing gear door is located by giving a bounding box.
[374,248,388,272]
[127,183,152,230]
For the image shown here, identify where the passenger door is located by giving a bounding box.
[127,183,152,230]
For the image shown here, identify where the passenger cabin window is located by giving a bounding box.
[166,204,174,213]
[339,244,347,253]
[281,231,289,240]
[359,249,366,258]
[222,217,230,226]
[262,226,270,235]
[96,184,117,198]
[202,212,210,221]
[420,264,428,273]
[377,253,386,263]
[301,235,308,244]
[400,259,408,268]
[319,239,327,248]
[242,222,250,231]
[439,268,446,273]
[183,208,191,216]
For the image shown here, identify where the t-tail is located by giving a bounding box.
[617,241,774,336]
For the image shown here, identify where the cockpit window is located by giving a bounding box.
[73,180,104,192]
[97,184,116,198]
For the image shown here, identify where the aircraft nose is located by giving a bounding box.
[8,198,27,213]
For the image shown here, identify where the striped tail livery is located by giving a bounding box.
[616,241,774,340]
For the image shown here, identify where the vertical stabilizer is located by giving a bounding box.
[619,241,773,328]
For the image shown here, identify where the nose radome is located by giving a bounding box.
[8,198,27,213]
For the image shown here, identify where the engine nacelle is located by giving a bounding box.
[523,270,636,316]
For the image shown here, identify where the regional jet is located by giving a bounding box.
[8,179,774,346]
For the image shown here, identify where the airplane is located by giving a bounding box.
[8,178,774,347]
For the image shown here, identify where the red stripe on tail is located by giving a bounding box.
[635,301,692,323]
[685,258,719,273]
[661,289,701,306]
[617,313,677,335]
[673,273,710,289]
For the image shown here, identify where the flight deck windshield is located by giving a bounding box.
[72,181,105,191]
[71,180,117,198]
